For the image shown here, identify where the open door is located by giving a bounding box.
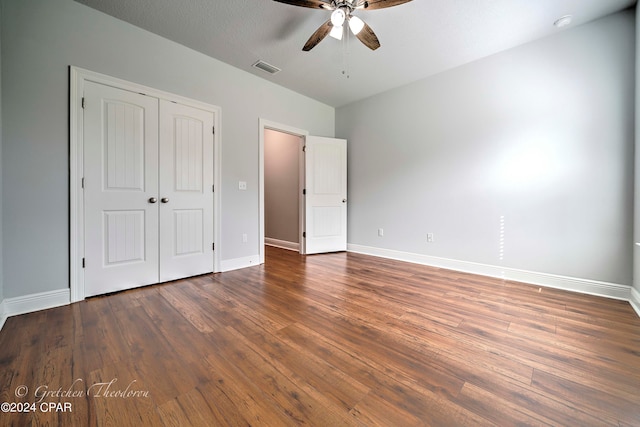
[304,136,347,254]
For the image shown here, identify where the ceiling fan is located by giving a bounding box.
[273,0,413,51]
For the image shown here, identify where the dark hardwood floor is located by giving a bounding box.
[1,246,639,426]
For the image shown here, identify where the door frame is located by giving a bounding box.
[259,119,308,264]
[70,66,222,302]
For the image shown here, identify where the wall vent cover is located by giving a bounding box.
[252,60,281,75]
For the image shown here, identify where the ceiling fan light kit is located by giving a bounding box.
[331,8,346,26]
[329,25,344,40]
[349,16,365,35]
[273,0,413,51]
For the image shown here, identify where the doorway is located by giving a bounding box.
[264,129,304,252]
[259,119,348,264]
[259,119,308,264]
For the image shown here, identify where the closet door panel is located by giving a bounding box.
[83,82,159,297]
[158,100,214,282]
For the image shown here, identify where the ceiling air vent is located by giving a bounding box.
[252,60,281,75]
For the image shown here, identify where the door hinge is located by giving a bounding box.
[212,185,215,192]
[303,232,306,238]
[302,145,306,152]
[81,97,86,109]
[212,126,215,135]
[81,177,85,189]
[82,258,85,268]
[212,243,215,251]
[303,189,306,195]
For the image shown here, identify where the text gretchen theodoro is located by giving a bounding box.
[19,378,150,403]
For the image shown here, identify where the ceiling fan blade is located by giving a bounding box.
[303,19,333,51]
[272,0,334,10]
[355,21,380,50]
[355,0,412,10]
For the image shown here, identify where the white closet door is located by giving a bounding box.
[304,136,347,254]
[158,100,214,282]
[84,82,159,297]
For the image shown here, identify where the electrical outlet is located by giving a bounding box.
[378,228,384,237]
[427,233,434,242]
[238,181,247,190]
[242,233,248,243]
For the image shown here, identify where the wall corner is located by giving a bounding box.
[634,4,640,305]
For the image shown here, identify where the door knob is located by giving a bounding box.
[161,198,170,203]
[148,197,157,204]
[342,199,347,203]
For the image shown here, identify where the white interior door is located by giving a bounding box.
[159,100,214,282]
[304,136,347,254]
[84,82,159,297]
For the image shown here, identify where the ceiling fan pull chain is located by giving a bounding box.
[342,25,350,78]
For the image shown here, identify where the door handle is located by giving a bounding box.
[161,198,170,203]
[342,199,347,203]
[148,197,157,204]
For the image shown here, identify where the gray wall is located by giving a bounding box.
[1,0,334,299]
[0,1,3,305]
[635,4,640,297]
[337,10,635,286]
[264,129,300,244]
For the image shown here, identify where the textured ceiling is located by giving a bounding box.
[74,0,636,107]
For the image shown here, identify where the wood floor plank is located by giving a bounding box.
[348,390,427,427]
[202,330,315,427]
[87,362,162,427]
[219,326,363,426]
[112,303,203,406]
[223,307,371,412]
[455,370,618,426]
[0,246,638,425]
[158,384,248,427]
[531,368,640,426]
[455,382,559,426]
[353,383,494,427]
[77,297,131,373]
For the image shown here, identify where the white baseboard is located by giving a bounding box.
[0,299,6,331]
[265,238,300,252]
[0,289,71,331]
[220,254,261,272]
[348,244,632,302]
[5,288,70,317]
[630,287,640,317]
